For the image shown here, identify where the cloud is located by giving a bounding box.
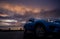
[0,0,60,20]
[0,14,9,17]
[0,0,59,9]
[0,3,41,15]
[40,9,60,18]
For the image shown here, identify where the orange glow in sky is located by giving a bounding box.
[0,3,41,15]
[0,14,9,17]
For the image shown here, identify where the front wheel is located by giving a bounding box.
[35,26,45,37]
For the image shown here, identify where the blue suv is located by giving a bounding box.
[24,19,60,37]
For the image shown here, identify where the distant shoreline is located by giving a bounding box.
[0,30,24,32]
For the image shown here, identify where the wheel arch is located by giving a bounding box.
[34,21,46,31]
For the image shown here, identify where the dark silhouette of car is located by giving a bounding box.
[24,18,60,37]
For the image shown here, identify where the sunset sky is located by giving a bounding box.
[0,0,60,30]
[0,0,60,21]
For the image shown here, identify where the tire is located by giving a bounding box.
[34,22,46,37]
[35,26,45,37]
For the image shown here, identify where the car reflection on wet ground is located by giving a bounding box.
[0,31,60,39]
